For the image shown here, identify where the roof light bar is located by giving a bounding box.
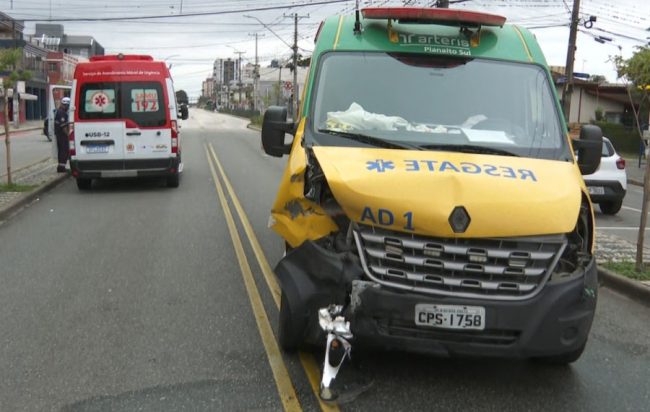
[361,7,506,28]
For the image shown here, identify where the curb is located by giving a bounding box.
[599,267,650,307]
[628,179,643,187]
[247,124,261,132]
[0,125,42,137]
[0,173,69,222]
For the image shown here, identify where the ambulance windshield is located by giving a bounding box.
[311,52,570,161]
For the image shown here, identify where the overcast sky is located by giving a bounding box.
[4,0,649,99]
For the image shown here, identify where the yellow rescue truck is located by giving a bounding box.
[261,7,603,375]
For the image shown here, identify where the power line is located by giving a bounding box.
[12,0,353,22]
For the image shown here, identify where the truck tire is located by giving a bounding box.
[166,173,180,188]
[533,343,586,365]
[278,289,306,352]
[76,178,92,191]
[599,199,622,215]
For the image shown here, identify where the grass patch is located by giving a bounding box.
[602,261,650,281]
[0,183,36,193]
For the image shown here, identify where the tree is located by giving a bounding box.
[589,74,607,84]
[0,48,31,185]
[614,46,650,271]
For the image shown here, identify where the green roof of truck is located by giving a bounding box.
[301,10,552,113]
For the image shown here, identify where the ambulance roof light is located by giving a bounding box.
[361,7,507,28]
[90,55,155,62]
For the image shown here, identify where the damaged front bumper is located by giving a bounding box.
[276,239,598,359]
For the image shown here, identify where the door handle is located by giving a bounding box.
[126,131,141,136]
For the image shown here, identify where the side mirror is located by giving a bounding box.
[574,124,603,175]
[179,104,189,120]
[262,106,294,157]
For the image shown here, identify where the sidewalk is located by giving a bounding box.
[623,156,646,186]
[0,120,43,137]
[0,158,68,221]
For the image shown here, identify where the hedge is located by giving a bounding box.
[594,121,643,156]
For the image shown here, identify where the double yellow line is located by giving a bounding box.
[205,143,340,412]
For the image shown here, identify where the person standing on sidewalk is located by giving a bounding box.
[54,97,70,173]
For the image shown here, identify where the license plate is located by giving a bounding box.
[86,145,109,154]
[588,186,605,195]
[415,304,485,330]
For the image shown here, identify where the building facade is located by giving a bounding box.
[0,12,48,123]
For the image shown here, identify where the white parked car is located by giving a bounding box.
[583,137,627,214]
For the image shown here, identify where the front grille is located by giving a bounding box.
[377,319,520,346]
[354,226,566,301]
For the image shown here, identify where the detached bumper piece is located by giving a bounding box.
[318,305,353,401]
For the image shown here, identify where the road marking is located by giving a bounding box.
[208,143,340,412]
[621,205,643,213]
[598,227,650,230]
[205,144,302,412]
[208,143,281,306]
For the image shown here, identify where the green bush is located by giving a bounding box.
[219,108,260,119]
[595,121,642,156]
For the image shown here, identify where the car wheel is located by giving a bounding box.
[599,199,623,215]
[166,173,180,188]
[76,178,92,191]
[278,289,306,353]
[533,343,586,365]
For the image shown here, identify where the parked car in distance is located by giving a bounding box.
[584,137,627,214]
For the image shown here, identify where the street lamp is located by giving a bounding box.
[162,54,180,69]
[243,15,292,49]
[244,14,299,118]
[227,45,245,109]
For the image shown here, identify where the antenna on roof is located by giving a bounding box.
[353,0,362,34]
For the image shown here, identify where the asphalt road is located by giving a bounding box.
[595,182,650,244]
[0,109,648,411]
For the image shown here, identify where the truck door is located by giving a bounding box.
[75,83,125,161]
[122,82,171,159]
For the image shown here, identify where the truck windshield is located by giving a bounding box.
[311,52,570,161]
[79,81,166,127]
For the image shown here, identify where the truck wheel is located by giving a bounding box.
[166,173,180,188]
[76,178,92,191]
[533,343,586,365]
[279,290,306,352]
[599,200,622,215]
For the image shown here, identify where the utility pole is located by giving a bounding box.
[233,50,246,109]
[284,12,309,120]
[562,0,581,124]
[249,32,265,113]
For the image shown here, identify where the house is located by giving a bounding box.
[551,67,635,125]
[31,24,104,59]
[0,12,49,124]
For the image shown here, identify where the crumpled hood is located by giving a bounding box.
[313,146,583,238]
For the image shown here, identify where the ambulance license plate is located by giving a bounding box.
[86,145,109,154]
[415,304,485,330]
[588,186,605,195]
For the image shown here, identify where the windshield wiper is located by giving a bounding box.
[318,129,423,151]
[418,144,519,157]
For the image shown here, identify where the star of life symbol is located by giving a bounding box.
[366,159,395,173]
[91,92,109,110]
[94,94,107,107]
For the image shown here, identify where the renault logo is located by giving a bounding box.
[449,206,471,233]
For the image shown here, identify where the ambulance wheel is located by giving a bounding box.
[279,289,306,353]
[166,173,180,188]
[76,178,92,191]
